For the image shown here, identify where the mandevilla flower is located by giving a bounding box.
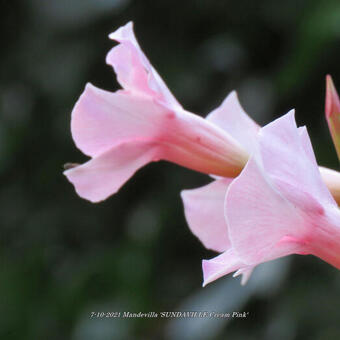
[64,22,340,205]
[196,112,340,285]
[65,22,340,285]
[64,22,254,203]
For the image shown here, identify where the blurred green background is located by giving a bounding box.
[1,0,340,339]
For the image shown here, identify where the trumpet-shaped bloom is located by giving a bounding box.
[65,22,340,206]
[202,112,340,286]
[64,22,252,202]
[65,23,340,286]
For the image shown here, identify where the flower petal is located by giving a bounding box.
[202,249,252,286]
[107,22,181,109]
[233,267,254,286]
[70,83,169,157]
[225,156,306,265]
[181,179,232,252]
[64,140,161,203]
[298,126,318,165]
[206,91,259,154]
[259,110,336,206]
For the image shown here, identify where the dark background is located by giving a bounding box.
[1,0,340,339]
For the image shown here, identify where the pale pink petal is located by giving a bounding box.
[233,267,254,286]
[202,249,249,287]
[70,83,169,157]
[181,179,232,252]
[206,91,259,154]
[259,110,336,206]
[225,156,306,265]
[106,42,151,97]
[306,206,340,270]
[64,140,161,203]
[107,22,181,109]
[202,233,304,286]
[298,126,318,165]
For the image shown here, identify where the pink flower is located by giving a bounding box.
[64,22,254,203]
[64,22,340,206]
[64,22,340,286]
[200,112,340,286]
